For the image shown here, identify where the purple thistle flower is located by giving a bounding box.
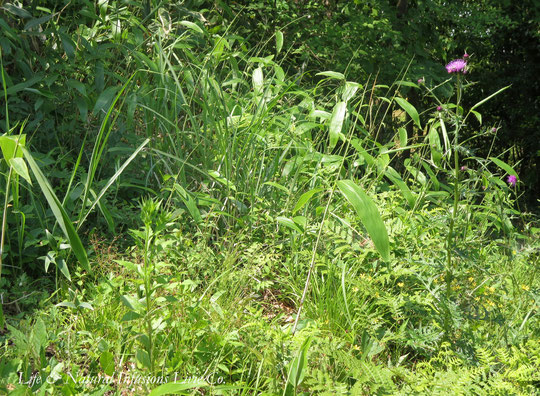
[446,59,467,74]
[463,52,470,59]
[418,78,425,84]
[437,105,442,111]
[507,175,517,187]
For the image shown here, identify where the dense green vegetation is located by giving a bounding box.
[0,1,538,394]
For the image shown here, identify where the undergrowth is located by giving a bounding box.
[0,2,538,395]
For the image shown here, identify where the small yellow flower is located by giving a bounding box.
[353,287,359,293]
[398,282,404,288]
[487,286,495,294]
[521,284,530,291]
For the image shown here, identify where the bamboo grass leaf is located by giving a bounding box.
[490,157,518,176]
[329,101,346,149]
[337,180,390,261]
[9,158,31,185]
[276,30,283,54]
[316,71,345,80]
[253,67,264,94]
[148,381,208,396]
[293,188,324,214]
[180,20,204,34]
[395,97,421,129]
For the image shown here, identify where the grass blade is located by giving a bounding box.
[22,148,90,273]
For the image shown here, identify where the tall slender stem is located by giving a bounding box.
[444,74,462,337]
[144,225,154,373]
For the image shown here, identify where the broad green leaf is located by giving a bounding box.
[471,110,482,124]
[93,86,119,114]
[208,170,237,191]
[136,349,151,369]
[263,181,289,193]
[342,81,360,102]
[286,336,312,389]
[428,127,442,166]
[121,311,142,321]
[277,216,303,233]
[394,97,421,129]
[398,127,407,148]
[77,302,93,310]
[293,188,324,214]
[56,301,77,309]
[174,183,202,225]
[310,109,331,120]
[2,4,32,18]
[67,79,87,97]
[337,180,390,261]
[350,139,375,166]
[9,157,32,185]
[490,157,517,176]
[0,134,25,161]
[24,14,53,31]
[59,31,75,59]
[120,295,143,312]
[248,56,275,64]
[276,30,283,54]
[48,362,63,384]
[274,64,285,82]
[132,51,158,72]
[316,71,345,80]
[385,167,415,208]
[396,80,419,88]
[5,76,41,95]
[111,18,121,38]
[100,351,115,376]
[56,258,71,281]
[329,101,346,149]
[22,148,90,273]
[180,20,204,34]
[253,67,263,94]
[148,381,208,396]
[421,161,440,191]
[32,318,47,352]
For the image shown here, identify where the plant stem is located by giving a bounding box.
[444,74,462,338]
[144,225,154,373]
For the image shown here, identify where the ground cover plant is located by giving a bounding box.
[0,1,538,395]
